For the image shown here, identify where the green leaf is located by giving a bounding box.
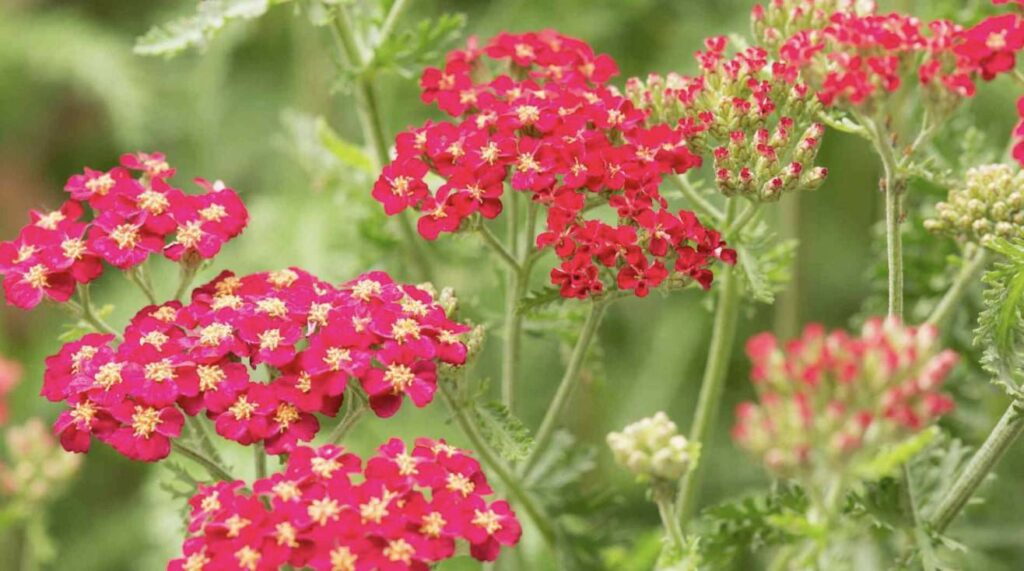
[733,222,797,305]
[134,0,290,58]
[854,426,939,481]
[315,117,374,175]
[974,238,1024,395]
[369,13,465,78]
[516,286,563,315]
[471,401,534,462]
[693,486,809,566]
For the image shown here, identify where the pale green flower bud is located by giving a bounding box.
[926,164,1024,244]
[607,412,694,482]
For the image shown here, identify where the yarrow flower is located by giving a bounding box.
[42,269,472,461]
[0,153,248,309]
[607,411,695,482]
[374,30,736,299]
[732,317,957,480]
[924,164,1024,244]
[0,356,21,426]
[169,439,521,570]
[0,418,81,504]
[626,38,828,201]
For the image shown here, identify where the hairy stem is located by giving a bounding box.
[774,194,801,339]
[653,484,686,554]
[172,441,235,482]
[437,374,558,547]
[520,300,608,477]
[174,261,201,302]
[330,5,433,283]
[675,258,742,522]
[671,174,725,223]
[928,400,1024,533]
[77,285,121,339]
[328,394,367,444]
[478,222,521,273]
[255,443,267,480]
[924,246,991,328]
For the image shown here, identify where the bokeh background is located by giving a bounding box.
[0,0,1022,569]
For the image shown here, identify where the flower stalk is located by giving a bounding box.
[171,441,234,482]
[925,245,991,328]
[520,299,608,477]
[929,400,1024,532]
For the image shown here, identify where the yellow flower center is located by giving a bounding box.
[296,372,312,393]
[198,322,233,346]
[446,472,475,497]
[516,105,540,124]
[229,396,257,421]
[351,279,382,301]
[176,221,204,249]
[384,364,416,391]
[110,224,140,250]
[272,480,302,502]
[144,359,175,383]
[258,328,283,351]
[329,547,358,571]
[420,511,446,537]
[95,362,125,389]
[274,402,300,428]
[23,264,49,289]
[275,522,299,548]
[152,306,178,322]
[472,508,504,534]
[311,456,341,478]
[140,331,169,350]
[71,346,98,374]
[131,405,161,438]
[234,546,260,571]
[70,400,97,425]
[391,318,421,343]
[85,173,114,196]
[359,495,390,524]
[395,452,418,476]
[308,497,341,526]
[268,269,298,288]
[516,153,540,173]
[225,514,251,537]
[199,204,228,222]
[196,364,226,392]
[323,347,351,371]
[383,538,415,564]
[137,190,169,214]
[61,238,87,260]
[390,176,412,197]
[35,211,65,230]
[256,297,288,318]
[215,276,242,295]
[15,244,36,264]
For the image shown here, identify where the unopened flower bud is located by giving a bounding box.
[926,164,1024,244]
[607,412,694,482]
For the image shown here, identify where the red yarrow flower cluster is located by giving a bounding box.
[0,153,248,309]
[169,439,521,570]
[732,317,957,478]
[43,269,470,461]
[374,30,735,299]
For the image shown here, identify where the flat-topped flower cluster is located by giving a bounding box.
[44,268,470,461]
[170,440,521,570]
[374,30,736,299]
[0,153,247,309]
[733,317,958,479]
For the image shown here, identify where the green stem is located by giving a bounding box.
[128,265,158,305]
[330,5,433,283]
[865,116,904,318]
[377,0,411,47]
[172,441,235,482]
[928,400,1024,533]
[174,261,201,302]
[676,206,742,521]
[478,222,521,273]
[255,443,267,480]
[653,485,686,553]
[671,175,725,223]
[519,300,608,477]
[774,194,801,339]
[328,396,367,444]
[727,201,760,237]
[77,285,121,339]
[924,246,991,328]
[437,374,558,547]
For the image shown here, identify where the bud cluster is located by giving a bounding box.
[733,317,957,480]
[0,418,81,503]
[607,411,694,482]
[752,1,874,54]
[0,356,20,426]
[924,164,1024,244]
[625,38,828,201]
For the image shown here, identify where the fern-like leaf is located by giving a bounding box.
[134,0,290,58]
[974,238,1024,396]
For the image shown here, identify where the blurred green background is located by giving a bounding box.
[0,0,1022,569]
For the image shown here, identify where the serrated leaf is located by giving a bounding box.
[974,238,1024,395]
[316,117,374,175]
[516,286,563,315]
[854,426,939,481]
[734,223,796,305]
[369,13,465,78]
[472,401,534,462]
[693,486,809,566]
[134,0,289,58]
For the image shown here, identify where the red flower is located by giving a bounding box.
[107,401,184,461]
